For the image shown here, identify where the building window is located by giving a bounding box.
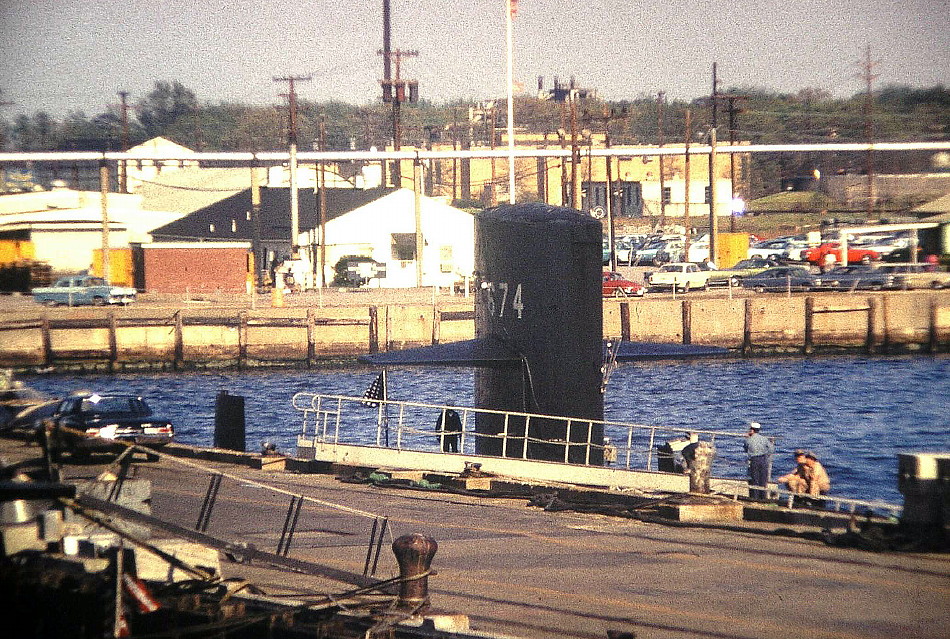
[704,186,711,203]
[391,233,416,261]
[661,187,671,205]
[440,245,453,273]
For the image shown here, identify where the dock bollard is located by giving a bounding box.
[688,442,716,494]
[392,533,438,611]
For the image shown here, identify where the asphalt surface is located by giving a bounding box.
[2,437,947,639]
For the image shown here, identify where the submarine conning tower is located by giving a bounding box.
[474,202,605,464]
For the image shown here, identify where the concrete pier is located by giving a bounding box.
[1,436,947,639]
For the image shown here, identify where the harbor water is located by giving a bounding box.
[21,354,950,506]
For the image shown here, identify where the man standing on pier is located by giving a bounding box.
[744,422,774,500]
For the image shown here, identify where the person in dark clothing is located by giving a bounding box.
[436,408,462,452]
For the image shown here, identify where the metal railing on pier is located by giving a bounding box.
[292,392,753,471]
[292,393,904,516]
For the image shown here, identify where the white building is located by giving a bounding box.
[322,189,474,289]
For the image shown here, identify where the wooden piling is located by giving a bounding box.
[742,298,753,355]
[620,302,631,341]
[681,300,692,345]
[803,297,814,354]
[173,311,184,370]
[306,308,316,368]
[108,310,117,372]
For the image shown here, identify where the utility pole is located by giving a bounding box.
[317,118,328,287]
[711,62,719,129]
[708,127,718,264]
[858,45,879,217]
[274,74,312,259]
[683,109,691,253]
[570,92,581,209]
[722,94,748,232]
[117,91,130,193]
[584,105,628,271]
[378,48,419,188]
[657,91,666,226]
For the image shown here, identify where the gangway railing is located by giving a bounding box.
[292,393,904,516]
[292,392,752,472]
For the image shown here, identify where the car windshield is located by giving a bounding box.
[658,265,680,272]
[79,395,151,416]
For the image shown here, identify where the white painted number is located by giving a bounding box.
[483,282,524,319]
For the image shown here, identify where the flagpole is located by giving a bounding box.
[382,368,389,447]
[506,0,516,204]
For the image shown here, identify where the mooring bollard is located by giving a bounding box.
[688,441,716,494]
[392,533,438,611]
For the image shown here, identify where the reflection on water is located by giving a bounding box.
[22,355,950,505]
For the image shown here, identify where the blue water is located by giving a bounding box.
[21,355,950,505]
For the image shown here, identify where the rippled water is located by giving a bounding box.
[22,355,950,505]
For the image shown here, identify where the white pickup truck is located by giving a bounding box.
[647,262,713,293]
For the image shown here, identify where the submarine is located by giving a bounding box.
[361,202,725,464]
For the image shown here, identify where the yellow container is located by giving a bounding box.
[0,240,36,265]
[92,248,134,286]
[715,233,750,269]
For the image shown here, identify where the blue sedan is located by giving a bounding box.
[741,266,817,293]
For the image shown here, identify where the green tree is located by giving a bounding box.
[137,80,198,139]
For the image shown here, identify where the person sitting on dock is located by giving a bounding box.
[779,449,831,499]
[436,408,462,453]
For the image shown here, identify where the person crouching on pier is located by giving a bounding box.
[779,449,831,501]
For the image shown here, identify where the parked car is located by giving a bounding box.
[647,262,712,292]
[36,393,174,460]
[741,266,818,293]
[783,237,814,262]
[803,243,880,266]
[32,274,136,306]
[637,239,679,265]
[812,265,894,291]
[706,258,779,287]
[603,271,645,297]
[747,237,794,261]
[876,263,950,290]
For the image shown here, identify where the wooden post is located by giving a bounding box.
[742,298,753,355]
[803,297,814,354]
[432,301,441,345]
[681,300,692,345]
[41,314,53,367]
[173,311,184,370]
[306,308,316,368]
[620,301,630,341]
[108,310,117,372]
[881,294,891,354]
[930,298,939,354]
[866,297,878,354]
[369,306,379,354]
[238,311,248,370]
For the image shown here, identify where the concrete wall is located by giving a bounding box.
[0,293,947,370]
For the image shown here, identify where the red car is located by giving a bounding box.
[603,271,644,297]
[803,243,880,265]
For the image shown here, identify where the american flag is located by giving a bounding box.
[509,0,518,19]
[361,372,385,407]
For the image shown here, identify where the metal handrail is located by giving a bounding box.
[292,392,750,471]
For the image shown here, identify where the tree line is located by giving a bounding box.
[2,81,948,197]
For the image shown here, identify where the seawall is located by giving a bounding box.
[1,291,948,371]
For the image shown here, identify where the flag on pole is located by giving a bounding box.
[509,0,518,19]
[361,372,385,407]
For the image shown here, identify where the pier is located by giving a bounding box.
[0,433,946,639]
